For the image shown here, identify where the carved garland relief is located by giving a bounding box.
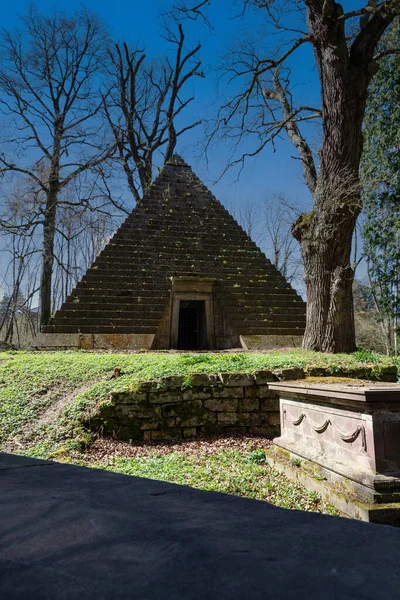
[283,408,367,452]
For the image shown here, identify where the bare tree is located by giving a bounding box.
[263,194,303,287]
[229,197,263,243]
[103,24,203,202]
[52,205,116,311]
[0,199,40,346]
[176,0,400,352]
[0,4,114,330]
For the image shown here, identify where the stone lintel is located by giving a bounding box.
[171,275,215,294]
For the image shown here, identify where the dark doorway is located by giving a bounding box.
[177,300,206,350]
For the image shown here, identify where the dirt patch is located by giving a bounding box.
[37,381,97,427]
[85,434,272,461]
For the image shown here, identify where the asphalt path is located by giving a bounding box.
[1,452,400,599]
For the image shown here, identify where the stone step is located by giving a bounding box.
[85,270,278,284]
[89,265,271,278]
[44,325,157,334]
[60,297,304,312]
[51,316,162,326]
[61,304,166,314]
[118,217,245,229]
[227,305,305,314]
[72,282,295,293]
[106,240,258,252]
[230,316,306,326]
[63,296,166,307]
[237,327,305,335]
[94,253,271,265]
[80,268,283,280]
[69,288,170,299]
[96,251,264,265]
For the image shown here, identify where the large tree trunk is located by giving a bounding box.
[294,200,358,352]
[39,188,58,330]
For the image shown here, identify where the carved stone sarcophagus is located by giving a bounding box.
[268,382,400,503]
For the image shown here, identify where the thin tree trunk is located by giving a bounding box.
[39,187,58,330]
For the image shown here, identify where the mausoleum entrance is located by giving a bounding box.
[177,300,207,350]
[170,276,215,350]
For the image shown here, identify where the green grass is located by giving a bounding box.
[0,348,398,453]
[85,448,338,515]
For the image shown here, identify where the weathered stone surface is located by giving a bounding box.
[212,386,244,399]
[112,391,149,404]
[217,412,239,425]
[140,421,162,431]
[240,335,303,350]
[249,413,269,427]
[149,391,185,404]
[273,368,305,381]
[269,412,281,426]
[245,385,274,399]
[163,400,203,417]
[204,398,238,412]
[190,374,219,387]
[177,414,215,427]
[253,371,275,385]
[238,398,260,412]
[31,333,81,348]
[159,376,186,390]
[219,373,254,387]
[182,389,212,401]
[252,425,276,436]
[260,398,279,412]
[183,427,197,438]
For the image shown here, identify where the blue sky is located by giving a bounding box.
[2,0,321,214]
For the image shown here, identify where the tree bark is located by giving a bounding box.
[294,204,358,351]
[39,186,58,330]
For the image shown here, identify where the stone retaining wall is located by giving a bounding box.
[86,365,398,442]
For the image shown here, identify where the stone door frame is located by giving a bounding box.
[169,277,215,349]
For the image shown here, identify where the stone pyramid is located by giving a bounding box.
[35,155,305,350]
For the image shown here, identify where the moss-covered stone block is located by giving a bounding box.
[162,400,203,417]
[212,386,243,399]
[274,368,305,381]
[148,390,184,404]
[245,385,275,399]
[182,388,212,401]
[217,412,239,425]
[204,398,238,412]
[191,374,219,387]
[260,398,279,412]
[254,370,275,385]
[219,373,254,387]
[238,398,259,412]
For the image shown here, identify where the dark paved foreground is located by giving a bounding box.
[1,453,400,600]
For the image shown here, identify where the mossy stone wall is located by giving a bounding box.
[87,368,306,441]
